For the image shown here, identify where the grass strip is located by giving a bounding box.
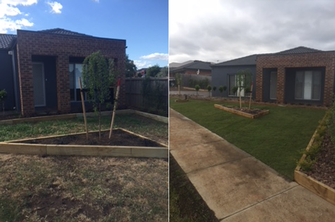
[0,113,167,143]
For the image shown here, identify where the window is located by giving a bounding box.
[69,63,86,101]
[295,70,321,100]
[228,74,245,96]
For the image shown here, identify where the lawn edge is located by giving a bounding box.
[295,113,335,205]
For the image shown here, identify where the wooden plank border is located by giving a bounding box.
[0,128,167,158]
[214,104,269,119]
[294,113,335,205]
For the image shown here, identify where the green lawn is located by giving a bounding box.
[0,113,168,144]
[170,99,326,180]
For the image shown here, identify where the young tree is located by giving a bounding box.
[235,69,252,109]
[175,73,183,95]
[219,86,226,96]
[125,54,137,77]
[82,51,116,139]
[195,85,200,96]
[146,65,161,77]
[156,66,168,77]
[207,85,212,97]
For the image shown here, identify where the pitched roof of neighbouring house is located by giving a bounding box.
[274,46,323,55]
[212,54,257,67]
[169,60,194,68]
[170,60,212,72]
[39,28,91,37]
[0,34,17,49]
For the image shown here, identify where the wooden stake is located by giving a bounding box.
[249,82,253,110]
[79,77,89,140]
[109,79,121,139]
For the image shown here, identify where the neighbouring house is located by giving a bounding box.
[211,46,335,106]
[169,60,213,89]
[0,28,126,116]
[169,60,212,78]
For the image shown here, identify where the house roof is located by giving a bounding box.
[212,54,257,67]
[39,28,91,37]
[0,34,17,50]
[274,46,323,55]
[212,46,331,67]
[170,60,212,72]
[169,60,194,68]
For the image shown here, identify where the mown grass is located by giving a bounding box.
[170,99,326,180]
[0,113,168,221]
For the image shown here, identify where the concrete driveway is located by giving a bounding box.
[170,109,335,221]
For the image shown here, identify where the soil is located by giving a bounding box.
[305,134,335,189]
[20,129,163,147]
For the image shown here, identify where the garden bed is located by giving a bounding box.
[295,113,335,205]
[214,104,269,119]
[0,129,167,158]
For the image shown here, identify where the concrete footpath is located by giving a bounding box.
[170,109,335,222]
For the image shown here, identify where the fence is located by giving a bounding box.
[125,77,168,117]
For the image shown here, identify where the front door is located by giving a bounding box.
[270,71,277,100]
[32,63,46,107]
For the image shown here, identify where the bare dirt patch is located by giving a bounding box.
[21,129,162,147]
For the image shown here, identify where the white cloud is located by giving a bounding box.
[16,18,33,27]
[47,1,62,14]
[0,0,36,33]
[134,60,152,69]
[140,53,168,61]
[1,0,38,6]
[0,17,33,33]
[170,0,335,63]
[0,3,22,17]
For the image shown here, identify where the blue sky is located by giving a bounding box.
[0,0,168,69]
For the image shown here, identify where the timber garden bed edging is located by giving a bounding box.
[295,114,335,205]
[0,128,167,158]
[214,104,270,119]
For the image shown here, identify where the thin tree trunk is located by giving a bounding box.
[99,103,101,140]
[239,90,242,109]
[78,77,88,140]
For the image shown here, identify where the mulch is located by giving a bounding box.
[306,134,335,189]
[22,129,163,147]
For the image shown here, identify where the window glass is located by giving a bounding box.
[295,70,321,101]
[75,64,83,89]
[295,71,303,99]
[312,71,321,100]
[69,63,85,101]
[69,64,75,101]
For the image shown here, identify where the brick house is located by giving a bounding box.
[211,46,335,106]
[0,28,126,116]
[169,60,212,78]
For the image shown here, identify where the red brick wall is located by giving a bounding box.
[17,30,126,116]
[256,52,335,106]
